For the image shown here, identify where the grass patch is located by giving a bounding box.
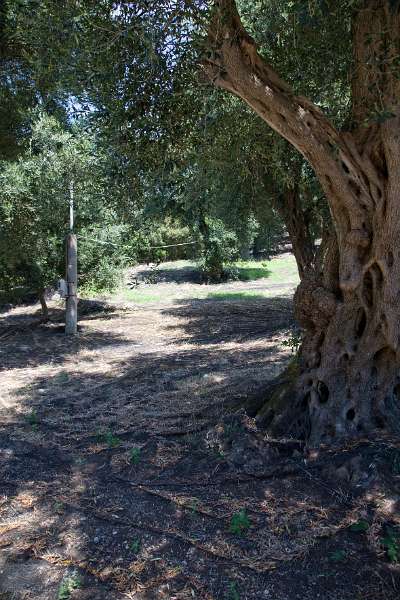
[82,255,299,305]
[81,284,162,304]
[229,256,299,284]
[122,289,162,303]
[207,291,266,301]
[259,255,299,284]
[234,260,271,281]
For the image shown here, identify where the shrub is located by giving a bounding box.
[198,218,239,282]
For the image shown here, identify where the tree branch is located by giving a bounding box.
[203,0,379,236]
[274,185,316,280]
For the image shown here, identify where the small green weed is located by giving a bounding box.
[329,549,347,562]
[229,510,251,536]
[54,501,65,514]
[57,573,81,600]
[54,372,69,384]
[391,450,400,475]
[130,447,141,465]
[190,498,200,514]
[25,409,39,431]
[105,431,121,448]
[282,330,302,353]
[227,581,240,600]
[96,430,121,448]
[381,527,400,563]
[350,520,369,532]
[130,537,141,554]
[210,447,225,461]
[223,421,242,442]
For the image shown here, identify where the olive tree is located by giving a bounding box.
[203,0,400,443]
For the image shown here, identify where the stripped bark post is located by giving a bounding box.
[65,233,78,335]
[38,289,49,322]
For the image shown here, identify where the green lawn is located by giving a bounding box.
[234,261,271,281]
[248,255,299,284]
[156,256,298,284]
[207,291,267,301]
[122,289,163,303]
[83,255,299,305]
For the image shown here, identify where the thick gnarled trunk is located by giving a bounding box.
[205,0,400,443]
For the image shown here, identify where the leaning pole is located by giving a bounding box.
[65,179,77,335]
[65,233,78,335]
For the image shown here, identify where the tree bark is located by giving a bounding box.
[274,185,316,280]
[204,0,400,444]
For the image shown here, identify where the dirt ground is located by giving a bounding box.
[0,267,399,599]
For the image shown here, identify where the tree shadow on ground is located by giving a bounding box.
[1,300,399,599]
[162,295,295,345]
[0,298,124,330]
[131,263,202,286]
[131,262,274,287]
[1,383,400,600]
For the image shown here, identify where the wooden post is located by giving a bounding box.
[65,233,78,335]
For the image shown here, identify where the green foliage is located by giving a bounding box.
[57,573,81,600]
[3,0,337,288]
[227,581,241,600]
[199,218,239,282]
[229,510,251,536]
[381,527,400,563]
[282,330,303,353]
[106,432,121,448]
[135,219,197,264]
[233,260,271,281]
[350,520,369,533]
[129,537,141,554]
[190,498,200,514]
[79,223,130,294]
[329,549,347,562]
[25,409,39,431]
[207,292,266,301]
[391,450,400,475]
[96,430,121,448]
[54,372,69,384]
[0,112,132,304]
[54,501,65,514]
[130,447,141,465]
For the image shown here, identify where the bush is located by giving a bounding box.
[134,218,197,264]
[0,113,132,306]
[198,218,239,282]
[78,223,131,294]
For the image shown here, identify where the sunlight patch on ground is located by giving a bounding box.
[104,254,300,305]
